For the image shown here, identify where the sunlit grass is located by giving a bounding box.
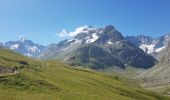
[0,48,169,100]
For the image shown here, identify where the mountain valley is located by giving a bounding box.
[0,25,170,99]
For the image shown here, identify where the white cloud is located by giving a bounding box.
[58,29,68,37]
[58,25,89,37]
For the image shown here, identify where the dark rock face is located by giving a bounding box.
[19,61,29,66]
[68,44,125,69]
[96,25,124,44]
[106,40,156,68]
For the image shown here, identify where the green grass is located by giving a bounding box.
[0,48,41,68]
[0,48,169,100]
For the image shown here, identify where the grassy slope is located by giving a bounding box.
[137,64,170,94]
[0,48,40,68]
[0,48,169,100]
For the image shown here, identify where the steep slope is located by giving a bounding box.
[0,48,169,100]
[138,43,170,94]
[158,43,170,64]
[68,44,125,69]
[42,25,156,69]
[4,38,46,57]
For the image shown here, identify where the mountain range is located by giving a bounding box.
[1,25,170,70]
[40,25,156,69]
[1,25,170,98]
[1,25,169,59]
[0,38,46,57]
[126,34,170,57]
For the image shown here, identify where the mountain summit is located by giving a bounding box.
[3,39,46,57]
[41,25,156,69]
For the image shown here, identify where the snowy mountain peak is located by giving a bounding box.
[95,25,124,44]
[71,26,102,44]
[72,25,122,44]
[103,25,115,30]
[45,25,126,57]
[4,39,46,57]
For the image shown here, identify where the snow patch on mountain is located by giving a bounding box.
[28,46,40,53]
[139,43,166,55]
[140,44,155,54]
[10,44,19,49]
[86,33,99,43]
[60,38,82,51]
[107,41,113,44]
[155,46,165,52]
[90,33,99,42]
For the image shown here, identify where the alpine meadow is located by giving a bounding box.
[0,0,170,100]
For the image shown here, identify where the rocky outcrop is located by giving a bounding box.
[0,65,26,74]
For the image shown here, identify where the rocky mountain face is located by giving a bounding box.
[41,25,156,69]
[126,34,170,57]
[158,42,170,64]
[137,42,170,90]
[125,34,170,94]
[2,38,46,57]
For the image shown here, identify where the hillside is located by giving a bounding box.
[0,47,40,71]
[137,43,170,94]
[0,47,169,100]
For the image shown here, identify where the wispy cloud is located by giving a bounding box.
[17,34,26,39]
[16,34,30,40]
[58,29,69,37]
[57,25,89,37]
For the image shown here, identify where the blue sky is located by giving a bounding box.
[0,0,170,45]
